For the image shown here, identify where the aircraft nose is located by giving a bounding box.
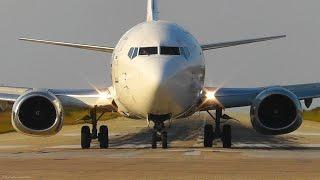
[144,57,183,90]
[135,56,187,114]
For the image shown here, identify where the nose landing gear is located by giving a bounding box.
[81,106,109,149]
[151,121,168,149]
[204,108,232,148]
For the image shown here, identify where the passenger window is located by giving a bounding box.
[160,46,180,55]
[139,47,158,55]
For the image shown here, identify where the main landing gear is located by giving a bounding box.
[81,106,109,149]
[204,108,232,148]
[151,120,168,149]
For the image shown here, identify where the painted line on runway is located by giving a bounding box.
[290,132,320,136]
[113,144,150,149]
[184,150,201,156]
[60,133,129,137]
[233,143,320,148]
[105,151,142,158]
[46,145,80,149]
[60,133,79,137]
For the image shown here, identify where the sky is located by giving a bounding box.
[0,0,319,93]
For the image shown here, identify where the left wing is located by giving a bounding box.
[201,35,286,51]
[0,86,117,112]
[200,83,320,110]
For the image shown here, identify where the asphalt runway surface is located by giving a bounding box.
[0,113,320,179]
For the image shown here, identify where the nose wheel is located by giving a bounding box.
[80,106,109,149]
[81,126,91,149]
[204,108,232,148]
[151,121,168,149]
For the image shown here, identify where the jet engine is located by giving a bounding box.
[250,87,302,135]
[12,90,63,136]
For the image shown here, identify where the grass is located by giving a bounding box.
[303,107,320,122]
[0,112,13,134]
[0,108,120,134]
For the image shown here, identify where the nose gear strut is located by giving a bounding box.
[151,120,168,149]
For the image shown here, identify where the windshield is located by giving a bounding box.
[139,47,158,55]
[160,46,180,55]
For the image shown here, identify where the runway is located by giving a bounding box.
[0,113,320,179]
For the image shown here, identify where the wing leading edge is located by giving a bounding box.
[201,35,286,51]
[19,38,114,53]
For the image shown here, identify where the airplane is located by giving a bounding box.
[1,0,319,149]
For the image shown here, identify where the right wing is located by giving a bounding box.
[200,83,320,111]
[19,38,114,53]
[199,87,263,110]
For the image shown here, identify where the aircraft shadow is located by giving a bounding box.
[108,114,317,150]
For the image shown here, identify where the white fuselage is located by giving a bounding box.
[111,21,205,119]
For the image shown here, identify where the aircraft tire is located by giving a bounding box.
[162,131,168,149]
[152,131,157,149]
[98,125,109,149]
[204,124,214,147]
[81,126,91,149]
[222,124,232,148]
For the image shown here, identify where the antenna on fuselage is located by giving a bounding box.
[147,0,159,22]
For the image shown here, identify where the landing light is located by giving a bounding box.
[98,91,110,100]
[88,82,111,100]
[206,91,216,100]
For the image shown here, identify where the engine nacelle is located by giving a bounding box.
[12,90,63,136]
[250,87,302,135]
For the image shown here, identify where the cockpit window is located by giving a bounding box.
[128,48,134,58]
[180,47,190,59]
[139,47,158,55]
[132,48,138,58]
[128,47,139,59]
[160,46,180,55]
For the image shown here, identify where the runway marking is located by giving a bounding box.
[43,143,320,150]
[167,149,196,152]
[299,144,320,148]
[290,132,320,136]
[233,143,320,148]
[234,143,274,148]
[47,145,80,149]
[60,133,79,137]
[113,144,150,149]
[60,133,128,137]
[184,150,201,156]
[105,152,142,158]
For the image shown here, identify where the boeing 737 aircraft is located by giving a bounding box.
[1,0,320,149]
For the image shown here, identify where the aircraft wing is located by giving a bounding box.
[0,86,117,112]
[19,38,114,53]
[200,83,320,110]
[201,35,286,51]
